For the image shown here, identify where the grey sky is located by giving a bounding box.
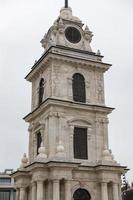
[0,0,133,183]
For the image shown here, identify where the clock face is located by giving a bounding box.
[65,27,81,44]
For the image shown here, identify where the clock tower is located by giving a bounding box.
[12,5,127,200]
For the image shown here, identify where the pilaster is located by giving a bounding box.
[53,180,60,200]
[31,182,36,200]
[16,188,19,200]
[19,187,26,200]
[113,183,119,200]
[101,182,108,200]
[65,180,71,200]
[37,180,44,200]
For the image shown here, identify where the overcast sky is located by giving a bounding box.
[0,0,133,183]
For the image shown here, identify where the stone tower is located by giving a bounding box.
[12,5,127,200]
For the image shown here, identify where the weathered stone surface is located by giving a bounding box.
[12,6,127,200]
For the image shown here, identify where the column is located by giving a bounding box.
[19,187,26,200]
[113,183,119,200]
[65,180,71,200]
[37,180,44,200]
[118,183,122,200]
[67,77,72,100]
[53,180,60,200]
[48,115,56,157]
[101,182,108,200]
[31,182,36,200]
[103,118,109,148]
[48,180,52,200]
[58,115,62,142]
[15,189,19,200]
[28,127,32,163]
[69,125,74,159]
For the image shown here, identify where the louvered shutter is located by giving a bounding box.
[74,127,88,159]
[72,73,86,103]
[37,132,42,154]
[39,78,44,105]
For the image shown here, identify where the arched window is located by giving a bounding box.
[72,73,86,103]
[73,188,91,200]
[37,132,42,155]
[38,78,44,105]
[73,127,88,159]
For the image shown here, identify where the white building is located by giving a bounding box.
[0,169,15,200]
[12,3,127,200]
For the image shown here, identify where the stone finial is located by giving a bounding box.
[58,18,65,34]
[56,141,66,158]
[97,49,101,56]
[85,25,90,32]
[102,146,116,162]
[37,142,47,160]
[84,25,93,45]
[40,33,47,49]
[20,153,28,168]
[57,141,65,153]
[58,18,64,26]
[60,7,72,20]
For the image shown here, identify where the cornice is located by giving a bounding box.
[11,170,30,179]
[24,160,80,172]
[95,165,128,173]
[23,98,114,122]
[25,45,112,82]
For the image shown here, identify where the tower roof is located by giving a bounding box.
[40,6,93,52]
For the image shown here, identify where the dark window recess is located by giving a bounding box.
[73,188,91,200]
[38,78,44,105]
[37,132,42,154]
[0,191,11,200]
[72,73,86,103]
[74,127,88,159]
[65,27,81,43]
[0,178,11,185]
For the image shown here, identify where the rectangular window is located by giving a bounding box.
[74,127,88,159]
[0,190,10,200]
[0,178,11,185]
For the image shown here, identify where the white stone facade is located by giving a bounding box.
[12,6,127,200]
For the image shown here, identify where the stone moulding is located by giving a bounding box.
[23,98,114,123]
[25,46,111,82]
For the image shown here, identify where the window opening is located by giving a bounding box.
[73,188,91,200]
[37,132,42,154]
[72,73,86,103]
[38,78,44,105]
[73,127,88,159]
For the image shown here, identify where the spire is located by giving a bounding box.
[65,0,68,8]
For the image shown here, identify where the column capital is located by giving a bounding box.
[52,179,60,183]
[113,181,120,185]
[20,187,26,190]
[101,181,108,184]
[31,181,36,186]
[64,179,72,182]
[37,180,44,184]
